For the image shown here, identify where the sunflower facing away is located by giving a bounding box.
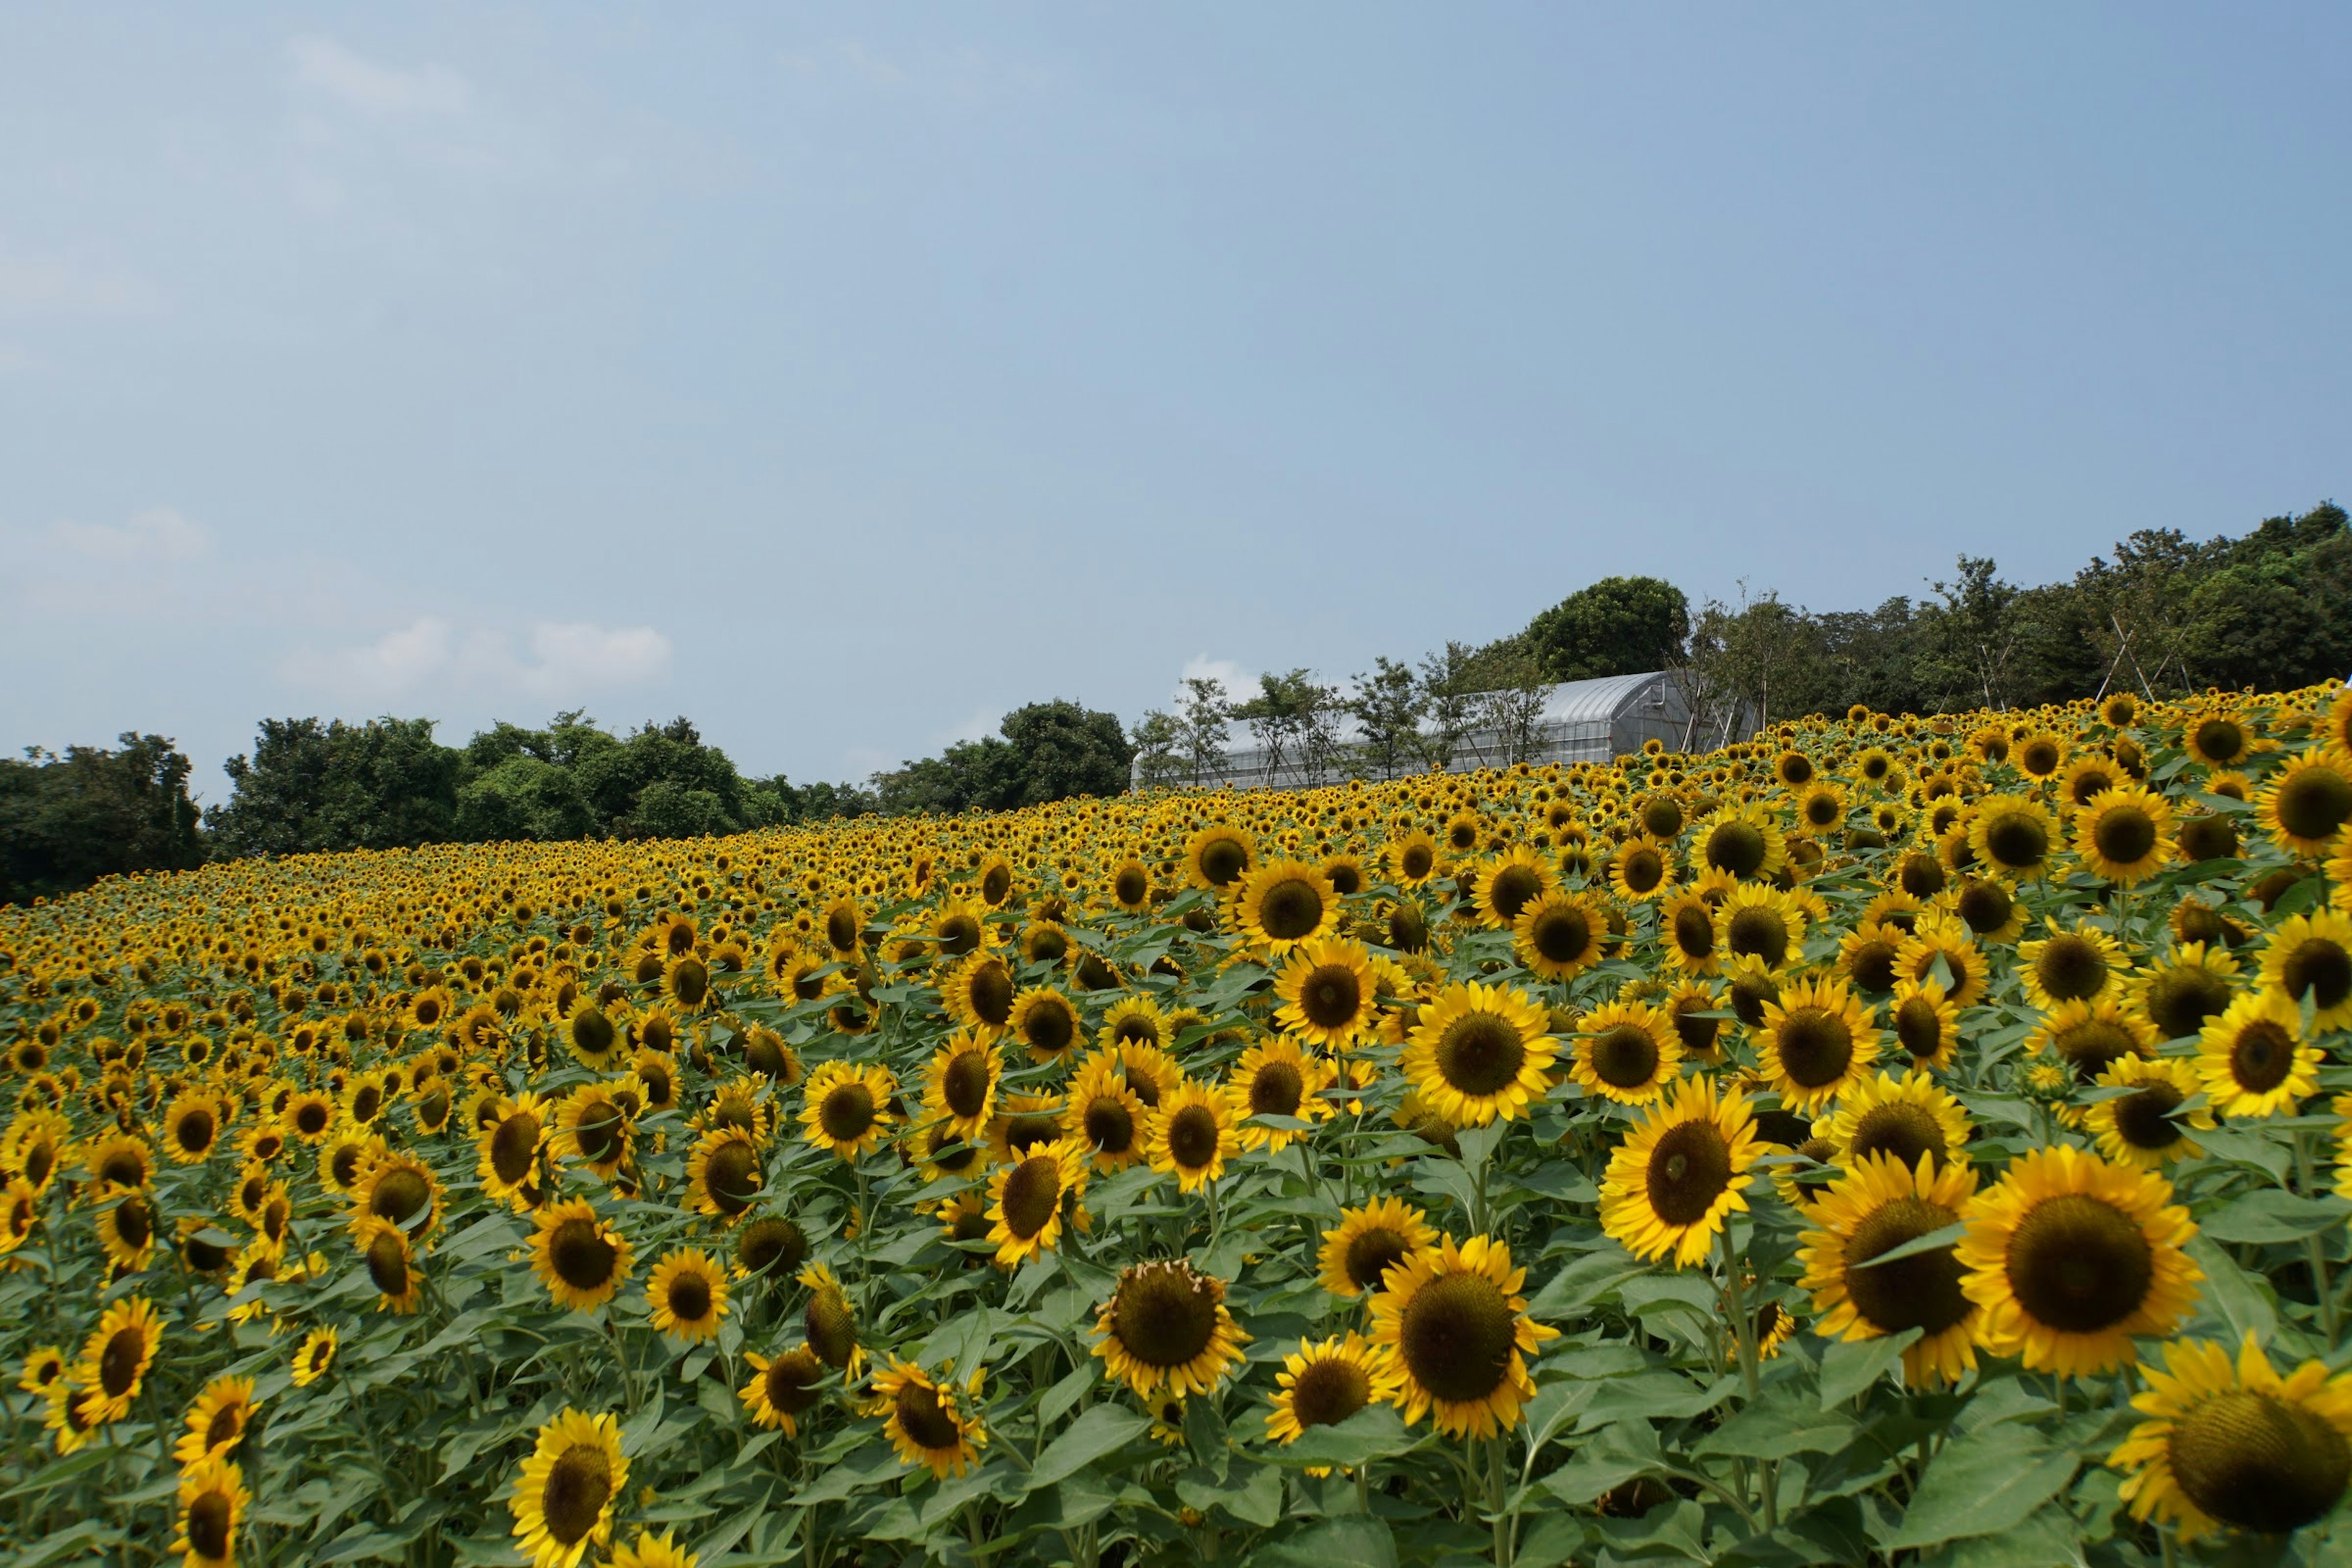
[1401,982,1559,1128]
[1798,1152,1982,1387]
[509,1408,629,1568]
[1368,1234,1559,1439]
[867,1357,988,1479]
[2111,1333,2352,1542]
[1600,1075,1765,1268]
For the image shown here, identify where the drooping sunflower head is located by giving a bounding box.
[508,1408,629,1568]
[1092,1258,1250,1398]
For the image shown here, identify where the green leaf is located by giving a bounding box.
[1525,1250,1650,1321]
[786,1442,903,1507]
[1912,1502,2081,1568]
[1027,1404,1152,1490]
[1035,1363,1096,1431]
[1877,1428,2079,1550]
[1176,1461,1283,1527]
[1697,1390,1858,1458]
[1848,1220,1966,1269]
[2184,1234,2283,1347]
[1818,1328,1921,1407]
[1265,1403,1414,1470]
[2200,1189,2351,1245]
[1257,1517,1399,1568]
[1541,1420,1660,1506]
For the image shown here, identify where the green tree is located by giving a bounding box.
[0,734,205,905]
[1345,657,1425,780]
[453,756,596,842]
[1523,575,1691,682]
[997,700,1134,805]
[1129,710,1185,791]
[207,716,462,857]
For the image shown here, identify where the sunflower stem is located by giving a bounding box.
[2294,1133,2337,1342]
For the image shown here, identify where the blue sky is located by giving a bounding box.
[2,4,2345,800]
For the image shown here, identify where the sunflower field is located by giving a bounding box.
[6,685,2352,1568]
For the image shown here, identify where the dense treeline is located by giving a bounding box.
[2,500,2339,902]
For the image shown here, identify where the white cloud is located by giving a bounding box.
[780,39,1048,104]
[1176,654,1256,707]
[47,507,212,564]
[289,616,673,704]
[0,253,162,318]
[286,36,473,118]
[932,704,1000,747]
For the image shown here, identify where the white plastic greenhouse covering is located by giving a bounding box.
[1150,670,1744,792]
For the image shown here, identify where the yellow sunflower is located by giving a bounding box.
[2019,922,2129,1011]
[290,1326,338,1388]
[1185,823,1257,891]
[529,1198,634,1312]
[739,1343,826,1435]
[1385,829,1441,888]
[1608,835,1678,903]
[1599,1075,1765,1267]
[799,1060,897,1161]
[509,1409,629,1568]
[1065,1057,1147,1172]
[1272,938,1380,1049]
[2072,785,2175,885]
[2111,1332,2352,1542]
[2131,941,2240,1042]
[1658,891,1721,976]
[174,1457,249,1568]
[1469,845,1558,930]
[940,952,1018,1038]
[1007,987,1085,1065]
[685,1125,766,1223]
[1798,1152,1982,1387]
[1894,911,1989,1009]
[1719,883,1805,971]
[1695,804,1787,881]
[1967,794,2061,878]
[1512,890,1607,981]
[924,1033,1001,1139]
[2084,1056,2211,1169]
[868,1357,988,1479]
[2195,989,2320,1118]
[1318,1196,1441,1297]
[1368,1234,1559,1439]
[1956,1145,2201,1376]
[1229,1036,1335,1152]
[1885,977,1959,1071]
[2256,753,2352,856]
[1566,1000,1683,1106]
[175,1375,258,1468]
[77,1294,162,1423]
[986,1136,1088,1268]
[2258,910,2352,1031]
[1233,858,1342,952]
[556,1083,635,1182]
[1755,975,1881,1113]
[646,1249,729,1343]
[1265,1333,1401,1465]
[355,1215,423,1314]
[1144,1080,1238,1192]
[2029,997,2157,1084]
[605,1529,698,1568]
[1813,1069,1970,1171]
[799,1262,866,1380]
[1091,1259,1250,1398]
[1400,982,1558,1128]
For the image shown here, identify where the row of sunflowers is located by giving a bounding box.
[4,685,2352,1567]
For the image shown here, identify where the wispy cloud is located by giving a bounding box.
[286,36,474,118]
[46,507,212,564]
[1176,654,1256,707]
[0,252,163,318]
[286,616,673,704]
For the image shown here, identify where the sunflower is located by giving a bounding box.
[989,1092,1068,1163]
[1567,1001,1682,1106]
[352,1149,442,1240]
[529,1198,634,1312]
[1814,1069,1970,1171]
[940,952,1018,1039]
[1469,846,1558,930]
[1265,1333,1400,1464]
[1385,829,1441,888]
[986,1136,1087,1267]
[1145,1080,1237,1192]
[1107,855,1154,912]
[1719,883,1804,971]
[2019,922,2128,1011]
[1891,911,1989,1009]
[1272,938,1379,1049]
[2132,942,2240,1041]
[96,1191,158,1270]
[2071,785,2175,885]
[18,1344,66,1396]
[1401,982,1558,1128]
[356,1215,424,1314]
[161,1091,225,1164]
[43,1382,107,1454]
[799,1262,865,1379]
[1065,1058,1146,1173]
[1008,988,1085,1065]
[1600,1074,1765,1267]
[1091,1259,1250,1398]
[1943,876,2026,944]
[868,1357,988,1479]
[1234,859,1341,953]
[1608,836,1678,902]
[557,1084,635,1182]
[1968,794,2060,878]
[921,1033,1000,1140]
[1798,1152,1983,1387]
[478,1092,551,1208]
[1659,892,1721,976]
[2030,997,2157,1084]
[1185,824,1256,891]
[1956,1145,2201,1376]
[773,950,846,1008]
[2112,1333,2352,1541]
[174,1457,249,1568]
[560,996,625,1072]
[1512,891,1606,981]
[2084,1056,2211,1169]
[686,1126,765,1223]
[1368,1234,1558,1439]
[1696,804,1787,881]
[739,1343,826,1435]
[2258,910,2352,1031]
[2195,989,2320,1118]
[1659,979,1725,1065]
[290,1326,338,1388]
[1885,977,1959,1071]
[643,1248,729,1344]
[606,1530,698,1568]
[77,1294,161,1423]
[1755,976,1880,1113]
[1318,1197,1441,1297]
[176,1376,258,1468]
[284,1091,336,1144]
[509,1409,629,1568]
[2253,754,2351,857]
[1230,1037,1335,1152]
[799,1060,897,1161]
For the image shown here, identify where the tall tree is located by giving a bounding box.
[1523,576,1691,682]
[1346,657,1425,781]
[0,734,205,904]
[1178,677,1232,788]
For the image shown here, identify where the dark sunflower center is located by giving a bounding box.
[1842,1196,1970,1336]
[1847,1103,1948,1167]
[1249,1061,1304,1118]
[1329,862,1363,896]
[175,1107,216,1153]
[2230,1020,2296,1093]
[1848,938,1899,995]
[1893,997,1946,1060]
[737,1219,805,1277]
[99,1327,145,1395]
[351,1085,383,1122]
[1730,973,1777,1028]
[1388,902,1430,951]
[820,1085,876,1143]
[2091,807,2158,866]
[204,1403,243,1450]
[295,1101,331,1136]
[114,1196,153,1248]
[1302,965,1364,1028]
[1116,866,1149,905]
[967,963,1015,1026]
[1001,1156,1063,1239]
[541,1442,613,1546]
[1257,878,1327,941]
[1725,907,1789,968]
[1705,822,1767,878]
[1618,847,1665,894]
[2193,719,2245,761]
[1590,1025,1660,1090]
[186,1490,235,1559]
[896,1380,963,1450]
[1646,1120,1733,1226]
[2054,1020,2140,1082]
[1166,1105,1221,1169]
[2282,939,2352,1013]
[1531,905,1594,963]
[366,1231,409,1295]
[573,1102,625,1164]
[2035,937,2108,1002]
[927,1130,979,1172]
[766,1351,823,1413]
[983,864,1013,904]
[1670,1001,1720,1056]
[1400,843,1436,880]
[1199,838,1250,886]
[549,1219,617,1289]
[2168,1390,2351,1533]
[2113,1082,2186,1150]
[1344,1227,1414,1294]
[827,908,860,952]
[371,1169,431,1227]
[1398,1272,1515,1404]
[571,1007,616,1058]
[1643,799,1684,837]
[1291,1355,1372,1428]
[1487,865,1543,922]
[942,1051,993,1118]
[2021,741,2060,774]
[1804,793,1841,829]
[1983,812,2049,869]
[1774,1008,1854,1088]
[1084,1097,1136,1155]
[2068,769,2117,809]
[1112,1266,1218,1367]
[2144,968,2232,1040]
[2005,1192,2151,1333]
[667,1271,713,1322]
[1022,1001,1075,1054]
[1672,905,1715,959]
[938,916,981,958]
[808,1289,858,1366]
[1029,928,1069,963]
[704,1140,761,1215]
[1953,880,2013,936]
[1434,1013,1528,1098]
[2277,766,2352,842]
